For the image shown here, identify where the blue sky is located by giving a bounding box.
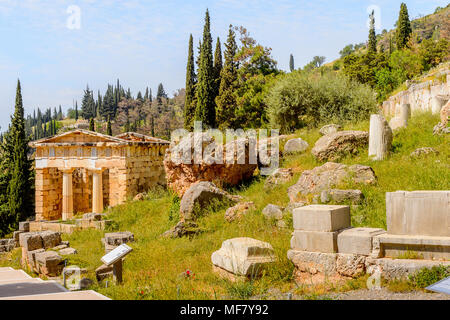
[0,0,447,130]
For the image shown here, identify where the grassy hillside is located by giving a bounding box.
[1,111,449,299]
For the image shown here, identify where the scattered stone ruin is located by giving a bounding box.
[29,130,169,221]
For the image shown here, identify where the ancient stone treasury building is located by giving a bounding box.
[29,130,169,221]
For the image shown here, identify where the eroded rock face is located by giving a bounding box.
[262,204,283,220]
[164,132,257,197]
[320,189,364,204]
[287,162,376,203]
[161,221,201,239]
[311,131,369,161]
[283,138,309,154]
[180,181,241,221]
[433,102,449,135]
[263,168,294,191]
[319,124,342,136]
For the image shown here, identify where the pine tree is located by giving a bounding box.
[3,80,33,233]
[184,34,197,130]
[89,118,95,131]
[289,54,295,72]
[215,25,238,129]
[368,10,377,53]
[107,117,112,136]
[195,9,216,128]
[137,91,143,102]
[81,85,95,119]
[396,3,412,50]
[156,83,167,103]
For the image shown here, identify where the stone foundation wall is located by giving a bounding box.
[35,168,62,221]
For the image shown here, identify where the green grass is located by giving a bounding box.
[1,111,448,299]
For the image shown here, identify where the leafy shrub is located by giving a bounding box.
[168,195,180,221]
[409,265,450,289]
[265,71,377,132]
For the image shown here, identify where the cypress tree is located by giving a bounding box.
[368,10,377,53]
[195,9,216,128]
[137,91,143,102]
[89,118,95,131]
[81,85,95,119]
[75,101,78,120]
[156,83,167,103]
[215,25,238,129]
[6,80,33,231]
[289,54,295,72]
[184,34,197,130]
[58,105,63,120]
[396,3,412,49]
[144,87,150,101]
[107,117,112,136]
[213,37,223,99]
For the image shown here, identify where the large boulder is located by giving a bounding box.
[161,221,201,239]
[319,124,342,136]
[311,131,369,161]
[211,237,276,278]
[180,181,241,221]
[283,138,309,154]
[287,162,376,203]
[164,132,257,197]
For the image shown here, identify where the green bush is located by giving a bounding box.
[265,71,377,133]
[409,265,450,289]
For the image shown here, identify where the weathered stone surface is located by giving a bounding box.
[287,250,337,275]
[211,237,275,277]
[365,257,450,281]
[19,233,44,251]
[283,202,307,215]
[180,181,241,221]
[95,264,114,282]
[410,147,439,158]
[291,230,339,253]
[0,239,15,252]
[293,205,350,232]
[133,193,146,201]
[164,132,257,197]
[283,138,309,154]
[104,232,134,246]
[35,251,64,276]
[19,221,30,232]
[58,247,78,255]
[376,233,450,260]
[441,99,450,125]
[386,191,449,237]
[319,124,342,136]
[320,189,364,204]
[264,168,293,191]
[337,227,386,255]
[224,202,255,222]
[52,244,68,251]
[161,221,201,239]
[13,231,23,246]
[26,248,45,270]
[389,104,411,131]
[433,122,450,135]
[311,131,369,161]
[262,204,284,220]
[336,253,366,277]
[368,114,393,161]
[287,162,376,202]
[82,213,103,221]
[39,231,62,249]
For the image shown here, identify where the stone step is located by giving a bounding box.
[0,280,67,298]
[0,278,44,285]
[0,290,110,300]
[0,270,32,281]
[0,267,14,272]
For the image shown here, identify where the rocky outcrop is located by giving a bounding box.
[287,162,376,203]
[410,147,439,158]
[320,189,364,204]
[311,131,369,161]
[161,221,201,239]
[263,168,294,191]
[433,100,450,135]
[163,133,257,197]
[180,181,241,221]
[283,138,309,154]
[225,202,255,223]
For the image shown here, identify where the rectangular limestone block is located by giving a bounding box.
[337,227,386,255]
[290,230,339,253]
[386,191,450,237]
[377,233,450,260]
[293,205,350,232]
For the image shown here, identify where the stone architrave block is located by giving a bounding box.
[287,250,338,275]
[39,231,62,249]
[337,227,386,256]
[35,251,64,277]
[293,205,350,232]
[27,248,45,270]
[386,191,449,237]
[19,233,44,251]
[211,237,276,277]
[104,232,134,246]
[291,230,339,253]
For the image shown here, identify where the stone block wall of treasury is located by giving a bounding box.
[124,144,169,198]
[35,168,62,221]
[73,168,91,214]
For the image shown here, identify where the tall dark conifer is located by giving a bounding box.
[195,9,216,128]
[184,34,197,130]
[396,3,412,49]
[289,54,295,72]
[213,37,223,99]
[368,10,377,53]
